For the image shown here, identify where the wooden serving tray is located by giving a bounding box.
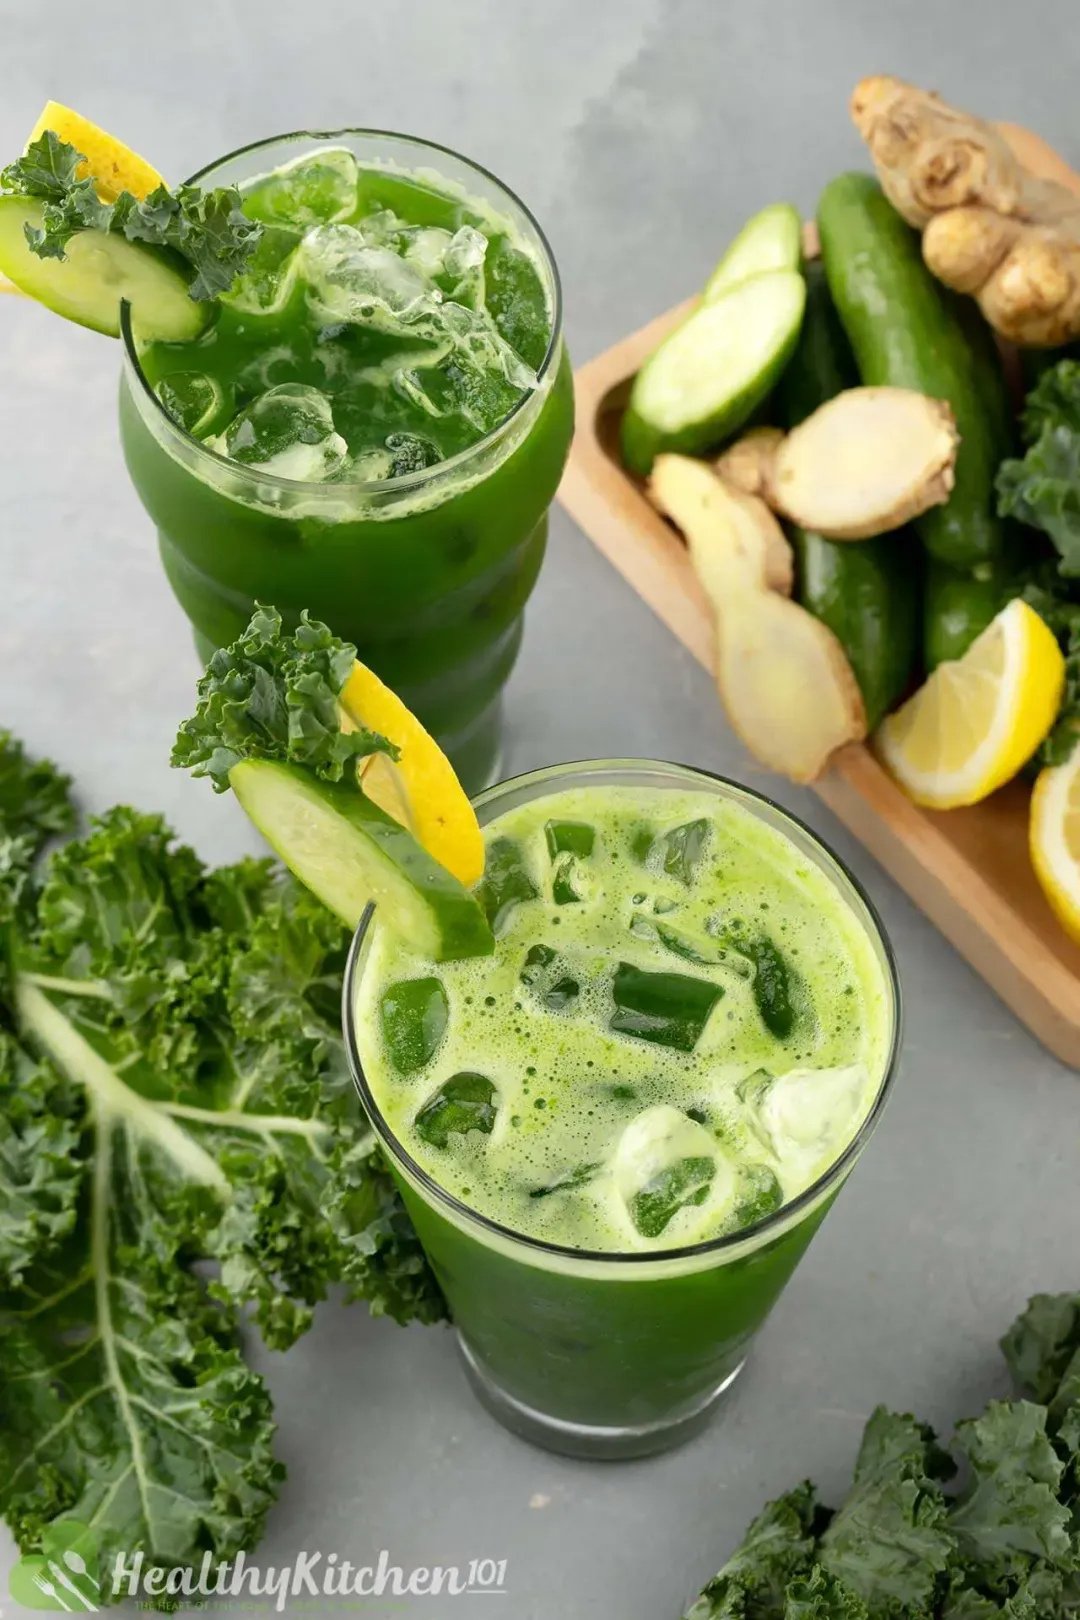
[558,127,1080,1067]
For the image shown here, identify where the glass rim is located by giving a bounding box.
[119,125,564,495]
[342,758,903,1269]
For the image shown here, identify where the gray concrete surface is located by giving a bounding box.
[2,2,1080,1615]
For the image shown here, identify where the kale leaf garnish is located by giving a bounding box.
[1,129,262,300]
[172,604,398,791]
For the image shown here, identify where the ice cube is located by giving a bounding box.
[155,371,231,439]
[551,855,582,906]
[414,1071,497,1149]
[659,819,711,884]
[243,147,359,228]
[545,820,596,860]
[609,962,724,1052]
[403,223,487,307]
[483,235,551,370]
[379,976,449,1075]
[385,432,442,476]
[611,1105,734,1241]
[477,838,539,934]
[300,226,436,328]
[747,1065,869,1189]
[222,224,301,317]
[520,943,579,1011]
[210,383,349,481]
[732,1163,784,1229]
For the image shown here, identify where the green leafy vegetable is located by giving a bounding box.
[0,733,444,1581]
[1,129,262,300]
[997,361,1080,577]
[1020,580,1080,766]
[172,604,398,790]
[683,1293,1080,1620]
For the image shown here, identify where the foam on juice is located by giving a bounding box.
[355,784,892,1254]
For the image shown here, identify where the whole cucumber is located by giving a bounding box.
[780,261,920,727]
[923,559,1007,669]
[817,173,1013,569]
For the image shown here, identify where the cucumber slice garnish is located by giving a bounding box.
[704,203,802,302]
[155,372,233,438]
[622,269,805,475]
[229,758,495,961]
[0,196,207,341]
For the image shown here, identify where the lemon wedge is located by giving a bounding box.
[28,101,165,200]
[339,661,485,887]
[876,598,1065,809]
[1031,748,1080,943]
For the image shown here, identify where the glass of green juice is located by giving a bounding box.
[344,760,900,1460]
[118,131,573,793]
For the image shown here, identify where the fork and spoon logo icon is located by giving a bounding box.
[8,1523,100,1612]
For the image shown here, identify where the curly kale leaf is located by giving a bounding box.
[1002,1293,1080,1413]
[1020,361,1080,443]
[784,1567,869,1619]
[817,1409,956,1617]
[173,604,399,791]
[1019,585,1080,766]
[948,1402,1074,1596]
[0,1030,83,1287]
[1,129,262,299]
[683,1482,824,1619]
[0,755,444,1576]
[998,361,1080,576]
[0,729,75,920]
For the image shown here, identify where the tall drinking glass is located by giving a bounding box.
[344,760,901,1460]
[119,131,573,793]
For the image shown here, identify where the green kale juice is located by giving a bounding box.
[119,133,574,792]
[347,762,899,1458]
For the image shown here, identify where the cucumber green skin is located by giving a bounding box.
[620,308,803,477]
[923,557,1011,669]
[779,260,920,727]
[817,173,1013,569]
[703,202,802,302]
[230,759,494,961]
[0,195,206,341]
[793,530,919,729]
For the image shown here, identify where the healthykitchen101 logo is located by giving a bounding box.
[8,1523,510,1611]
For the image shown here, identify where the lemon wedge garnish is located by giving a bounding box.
[339,661,484,887]
[28,101,165,200]
[1031,747,1080,943]
[876,598,1065,809]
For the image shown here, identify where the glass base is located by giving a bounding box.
[456,1333,746,1461]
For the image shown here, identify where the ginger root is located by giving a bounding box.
[714,426,784,498]
[852,75,1080,346]
[650,454,866,782]
[768,386,958,539]
[652,453,793,595]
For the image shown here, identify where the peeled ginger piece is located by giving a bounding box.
[769,386,958,540]
[651,452,793,595]
[651,455,866,781]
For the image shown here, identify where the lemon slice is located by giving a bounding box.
[28,101,164,200]
[1031,749,1080,943]
[339,661,485,887]
[876,598,1065,809]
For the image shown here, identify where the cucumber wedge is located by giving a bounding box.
[622,269,806,475]
[0,196,208,341]
[704,202,802,303]
[230,758,494,961]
